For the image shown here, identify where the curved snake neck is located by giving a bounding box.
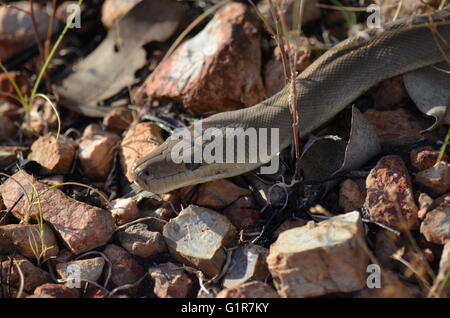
[132,10,450,194]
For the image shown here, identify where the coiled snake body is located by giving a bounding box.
[132,10,450,194]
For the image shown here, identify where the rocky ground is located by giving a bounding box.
[0,0,449,298]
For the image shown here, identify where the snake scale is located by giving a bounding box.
[130,9,450,194]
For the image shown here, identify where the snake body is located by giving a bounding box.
[132,10,450,194]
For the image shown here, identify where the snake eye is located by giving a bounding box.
[140,168,153,179]
[185,162,201,170]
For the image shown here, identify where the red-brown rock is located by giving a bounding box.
[33,283,80,298]
[196,179,252,210]
[110,198,140,226]
[0,223,59,260]
[365,156,419,231]
[410,146,447,171]
[363,109,426,146]
[216,281,279,298]
[103,244,144,292]
[29,133,78,175]
[119,122,163,182]
[148,262,194,298]
[420,196,450,245]
[372,76,408,110]
[1,255,52,293]
[223,195,260,228]
[415,161,450,194]
[0,170,116,254]
[339,179,365,212]
[103,108,134,131]
[78,124,121,179]
[138,2,265,113]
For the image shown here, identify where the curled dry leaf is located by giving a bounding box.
[57,0,185,117]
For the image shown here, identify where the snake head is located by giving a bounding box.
[130,120,269,194]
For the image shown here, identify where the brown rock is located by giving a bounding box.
[119,122,163,182]
[264,38,322,97]
[29,133,77,175]
[196,179,252,210]
[257,0,320,30]
[85,286,109,298]
[415,161,450,194]
[1,255,52,292]
[103,108,134,131]
[56,257,105,283]
[217,281,279,298]
[0,170,116,254]
[148,262,194,298]
[103,244,144,291]
[0,224,59,260]
[272,219,308,239]
[78,126,120,179]
[339,179,365,212]
[267,212,369,298]
[138,2,265,113]
[223,195,260,228]
[117,223,166,258]
[420,197,450,245]
[222,245,269,288]
[110,198,140,226]
[365,155,419,231]
[101,0,142,29]
[33,283,79,298]
[363,108,426,146]
[372,76,408,110]
[411,146,447,171]
[163,205,236,277]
